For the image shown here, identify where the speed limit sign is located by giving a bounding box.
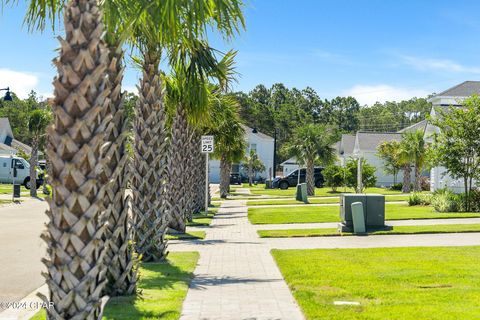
[201,135,214,153]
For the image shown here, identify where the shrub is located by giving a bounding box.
[390,183,403,191]
[408,192,422,206]
[323,165,345,192]
[432,189,460,212]
[408,192,432,206]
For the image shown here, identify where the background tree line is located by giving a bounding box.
[234,83,431,165]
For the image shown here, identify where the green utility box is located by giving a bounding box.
[13,184,21,198]
[339,194,389,232]
[296,183,308,203]
[351,202,366,234]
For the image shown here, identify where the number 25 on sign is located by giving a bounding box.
[201,135,214,153]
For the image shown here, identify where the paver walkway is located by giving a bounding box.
[178,200,304,320]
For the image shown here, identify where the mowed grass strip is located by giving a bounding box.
[248,204,480,224]
[249,186,406,197]
[258,224,480,238]
[247,195,411,206]
[31,252,199,320]
[186,209,218,227]
[272,247,480,320]
[166,231,206,240]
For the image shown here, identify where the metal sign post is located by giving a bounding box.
[201,135,214,213]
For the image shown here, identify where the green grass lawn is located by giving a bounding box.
[258,224,480,238]
[272,246,480,320]
[166,231,206,240]
[186,209,217,227]
[249,186,405,198]
[248,204,480,224]
[30,252,199,320]
[247,195,410,206]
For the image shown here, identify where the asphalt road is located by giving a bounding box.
[0,199,48,303]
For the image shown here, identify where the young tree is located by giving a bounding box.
[401,130,426,191]
[27,109,51,197]
[323,164,345,192]
[377,140,402,185]
[282,124,337,196]
[243,149,266,186]
[430,95,480,211]
[345,158,377,192]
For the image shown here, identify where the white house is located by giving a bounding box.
[0,118,34,156]
[280,157,299,176]
[425,81,480,192]
[209,125,274,183]
[338,134,356,166]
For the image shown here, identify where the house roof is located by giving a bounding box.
[12,139,32,155]
[339,134,355,155]
[430,81,480,99]
[355,132,402,152]
[398,120,427,134]
[0,117,14,142]
[0,142,16,153]
[241,124,273,140]
[280,157,298,166]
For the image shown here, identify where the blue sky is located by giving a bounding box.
[2,0,480,105]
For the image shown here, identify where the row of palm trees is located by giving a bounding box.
[4,0,245,318]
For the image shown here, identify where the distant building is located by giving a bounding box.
[280,157,299,177]
[425,81,480,192]
[209,125,274,183]
[0,118,33,156]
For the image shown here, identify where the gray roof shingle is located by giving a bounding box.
[398,120,427,134]
[356,132,402,152]
[435,81,480,97]
[339,134,355,155]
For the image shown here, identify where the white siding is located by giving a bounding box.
[208,128,274,183]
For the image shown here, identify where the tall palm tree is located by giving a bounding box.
[283,124,338,196]
[209,95,246,198]
[130,0,244,256]
[16,0,140,295]
[399,130,426,192]
[27,109,51,197]
[42,0,111,318]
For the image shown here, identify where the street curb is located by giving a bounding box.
[0,284,47,320]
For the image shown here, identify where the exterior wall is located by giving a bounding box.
[282,164,299,177]
[362,152,416,187]
[208,130,274,183]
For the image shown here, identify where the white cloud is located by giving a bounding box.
[343,84,431,106]
[123,85,138,94]
[399,55,480,74]
[0,68,40,99]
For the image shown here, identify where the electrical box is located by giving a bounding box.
[339,194,387,232]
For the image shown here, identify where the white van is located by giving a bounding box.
[0,155,43,189]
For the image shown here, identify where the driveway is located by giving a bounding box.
[0,199,47,303]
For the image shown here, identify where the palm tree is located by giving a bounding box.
[42,0,111,318]
[283,124,337,196]
[130,0,244,257]
[27,109,51,197]
[243,149,265,186]
[209,95,246,198]
[11,0,140,296]
[399,130,426,192]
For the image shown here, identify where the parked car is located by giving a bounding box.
[229,173,242,185]
[272,167,324,190]
[0,155,43,189]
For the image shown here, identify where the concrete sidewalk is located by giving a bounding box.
[177,200,304,320]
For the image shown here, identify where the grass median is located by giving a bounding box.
[272,246,480,320]
[258,224,480,238]
[166,231,206,240]
[249,186,406,197]
[247,195,410,206]
[186,208,218,227]
[248,204,480,224]
[31,252,199,320]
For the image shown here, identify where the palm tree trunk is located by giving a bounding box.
[306,160,315,196]
[168,104,189,232]
[29,138,38,197]
[101,42,137,296]
[402,164,411,193]
[197,146,207,211]
[220,157,231,198]
[132,49,170,261]
[42,0,110,318]
[183,127,197,221]
[414,163,421,192]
